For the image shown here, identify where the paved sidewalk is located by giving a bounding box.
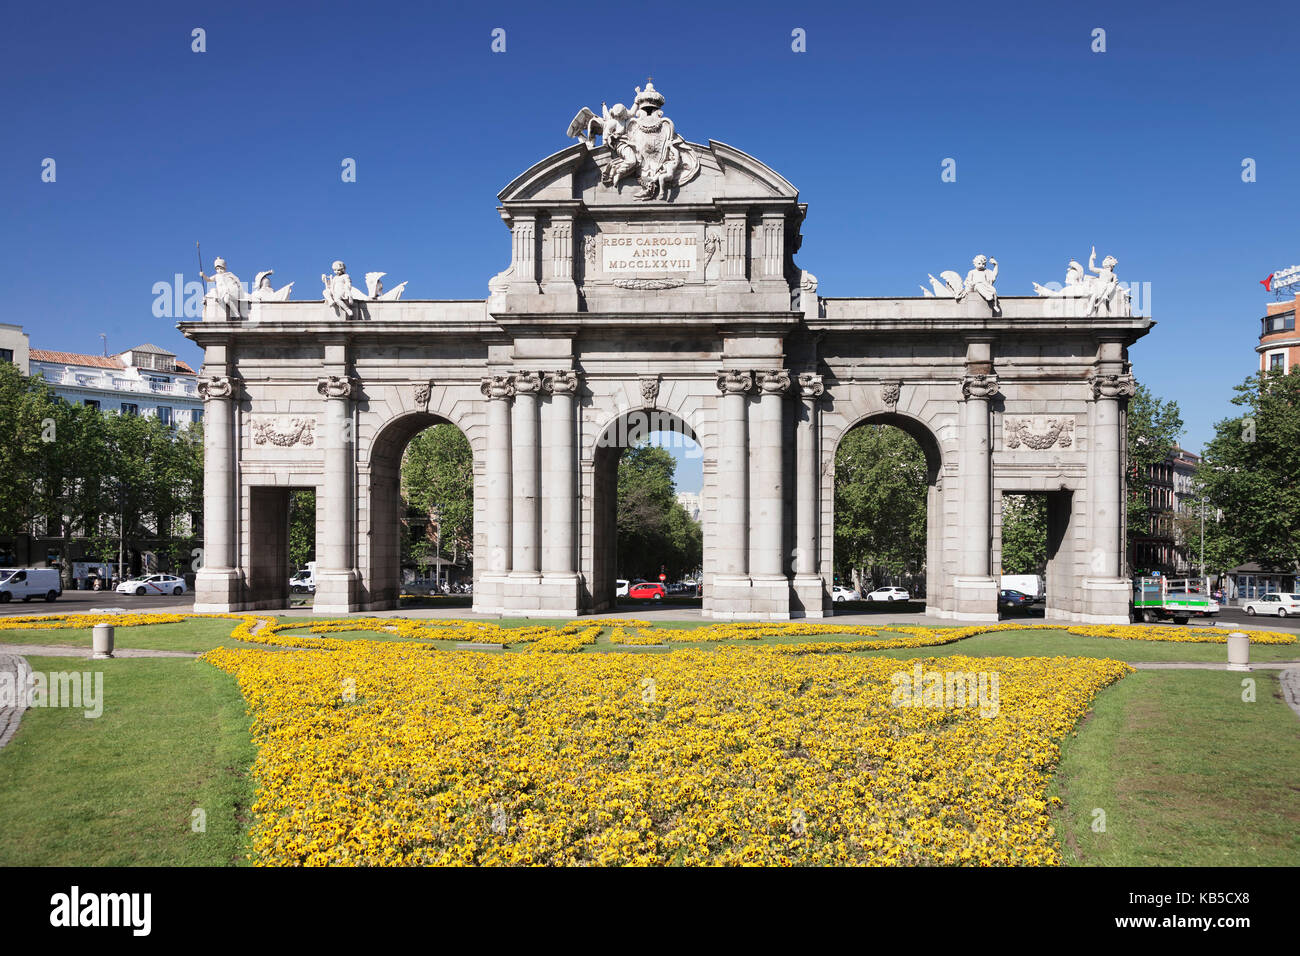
[0,653,32,749]
[1131,661,1300,670]
[0,645,198,659]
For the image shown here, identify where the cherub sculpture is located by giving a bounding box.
[321,260,355,317]
[351,271,409,302]
[956,255,1000,315]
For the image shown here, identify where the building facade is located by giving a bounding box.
[29,343,203,426]
[1258,292,1300,374]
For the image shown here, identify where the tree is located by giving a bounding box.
[833,424,927,591]
[615,442,701,580]
[1197,368,1300,574]
[0,361,55,536]
[401,424,474,572]
[1000,494,1047,575]
[288,490,316,572]
[1126,383,1183,569]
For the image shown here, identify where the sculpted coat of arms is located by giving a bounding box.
[568,80,701,201]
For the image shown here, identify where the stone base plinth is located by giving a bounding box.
[472,573,509,615]
[704,574,792,620]
[951,576,999,622]
[791,575,827,618]
[501,571,582,618]
[314,569,361,614]
[193,568,246,613]
[1079,577,1132,624]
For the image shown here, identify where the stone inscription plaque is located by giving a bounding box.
[601,233,697,273]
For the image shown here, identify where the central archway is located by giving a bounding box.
[586,407,706,613]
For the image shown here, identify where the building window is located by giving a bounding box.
[1269,353,1286,372]
[0,348,12,364]
[1262,312,1296,335]
[157,406,172,426]
[121,403,138,416]
[191,407,203,424]
[84,399,100,410]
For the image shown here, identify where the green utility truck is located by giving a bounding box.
[1132,576,1217,624]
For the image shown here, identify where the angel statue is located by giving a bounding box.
[1033,259,1087,297]
[251,270,294,301]
[351,271,409,302]
[321,260,355,317]
[1085,247,1121,316]
[956,255,1000,316]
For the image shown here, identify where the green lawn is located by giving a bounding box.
[0,619,266,653]
[0,656,255,866]
[1050,669,1300,866]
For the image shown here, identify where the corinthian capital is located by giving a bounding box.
[1088,371,1137,400]
[716,369,754,395]
[512,370,543,395]
[316,375,357,400]
[757,369,792,396]
[197,375,238,401]
[961,373,1000,401]
[479,375,516,400]
[797,371,825,399]
[543,370,580,396]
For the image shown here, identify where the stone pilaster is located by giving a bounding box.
[793,372,826,617]
[953,355,999,621]
[751,369,790,579]
[193,375,245,611]
[474,375,515,614]
[313,374,360,613]
[1083,366,1137,623]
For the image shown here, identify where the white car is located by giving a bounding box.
[866,587,911,602]
[615,579,629,598]
[117,574,188,596]
[1243,593,1300,617]
[831,585,858,602]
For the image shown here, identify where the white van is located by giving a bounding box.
[0,568,63,603]
[1000,574,1045,601]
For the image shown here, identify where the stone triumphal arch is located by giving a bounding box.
[181,82,1149,623]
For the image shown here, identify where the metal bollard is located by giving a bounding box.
[92,623,115,660]
[1226,631,1250,672]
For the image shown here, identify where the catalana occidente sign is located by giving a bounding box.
[1261,264,1300,295]
[602,233,697,273]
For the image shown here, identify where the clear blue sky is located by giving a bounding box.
[4,0,1297,497]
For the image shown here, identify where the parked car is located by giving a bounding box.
[628,582,666,601]
[831,585,858,602]
[116,573,188,596]
[866,587,910,602]
[615,579,630,597]
[1243,593,1300,617]
[999,574,1045,602]
[0,568,63,603]
[998,589,1035,614]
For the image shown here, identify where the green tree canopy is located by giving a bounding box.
[1126,382,1184,568]
[1000,494,1047,575]
[833,424,927,588]
[401,424,474,565]
[1197,368,1300,573]
[616,441,700,580]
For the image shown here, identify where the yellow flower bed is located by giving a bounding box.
[200,642,1132,866]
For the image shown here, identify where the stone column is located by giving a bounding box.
[751,369,790,579]
[1084,367,1137,622]
[314,374,359,613]
[953,362,999,622]
[715,370,752,579]
[507,371,543,607]
[539,369,581,614]
[193,375,244,611]
[793,372,825,617]
[474,375,515,614]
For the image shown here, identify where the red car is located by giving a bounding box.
[628,582,666,601]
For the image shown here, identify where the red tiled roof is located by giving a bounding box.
[29,350,124,369]
[29,349,196,375]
